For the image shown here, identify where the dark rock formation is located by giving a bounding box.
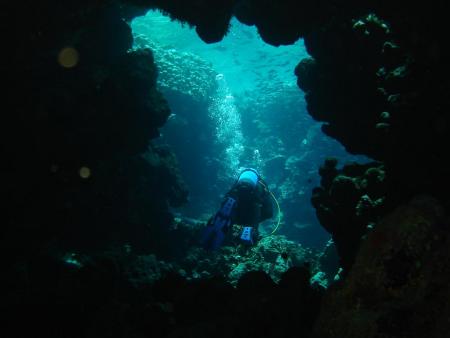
[296,14,390,159]
[2,248,321,338]
[4,1,192,322]
[312,195,450,338]
[127,0,236,43]
[2,1,188,262]
[234,0,323,46]
[312,159,387,272]
[296,8,450,206]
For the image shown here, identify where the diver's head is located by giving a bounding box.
[237,168,259,187]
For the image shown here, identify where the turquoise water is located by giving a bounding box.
[132,11,309,177]
[131,10,368,246]
[132,11,307,93]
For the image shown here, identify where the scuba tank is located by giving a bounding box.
[237,168,259,187]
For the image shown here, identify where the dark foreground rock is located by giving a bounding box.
[312,195,450,338]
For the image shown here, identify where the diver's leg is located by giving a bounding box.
[200,197,236,250]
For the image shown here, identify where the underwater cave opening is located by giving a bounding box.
[130,10,369,249]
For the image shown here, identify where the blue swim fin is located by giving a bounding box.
[200,197,236,250]
[200,215,230,250]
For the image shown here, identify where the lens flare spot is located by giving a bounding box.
[50,164,59,173]
[58,47,79,68]
[79,167,91,179]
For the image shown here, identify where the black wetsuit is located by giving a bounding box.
[225,178,273,230]
[201,173,273,249]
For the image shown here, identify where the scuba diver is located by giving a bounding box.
[200,168,275,250]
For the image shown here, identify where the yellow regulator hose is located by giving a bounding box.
[269,190,282,235]
[259,181,282,235]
